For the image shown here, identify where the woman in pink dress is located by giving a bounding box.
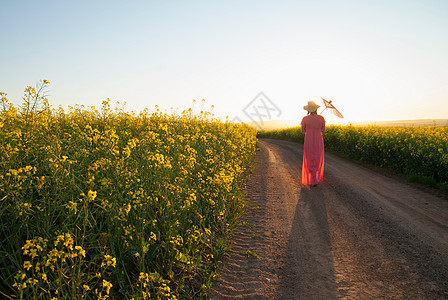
[301,101,325,186]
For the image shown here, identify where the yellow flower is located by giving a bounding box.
[87,190,97,201]
[149,231,157,243]
[124,203,131,215]
[101,254,116,268]
[122,146,131,158]
[103,279,113,294]
[67,201,77,213]
[23,261,32,270]
[75,245,86,257]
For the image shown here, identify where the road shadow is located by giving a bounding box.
[278,186,338,299]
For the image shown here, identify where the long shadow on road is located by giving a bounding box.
[278,186,338,299]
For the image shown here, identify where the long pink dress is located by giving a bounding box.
[301,115,325,185]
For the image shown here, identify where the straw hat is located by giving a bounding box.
[303,101,320,113]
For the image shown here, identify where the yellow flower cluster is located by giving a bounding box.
[14,233,88,297]
[134,272,178,300]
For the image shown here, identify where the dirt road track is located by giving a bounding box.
[210,139,448,299]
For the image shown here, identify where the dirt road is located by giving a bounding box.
[211,139,448,299]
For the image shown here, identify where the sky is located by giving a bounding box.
[2,0,448,124]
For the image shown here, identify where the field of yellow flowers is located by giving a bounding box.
[258,123,448,192]
[0,81,257,299]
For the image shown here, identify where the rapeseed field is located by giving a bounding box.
[0,81,257,299]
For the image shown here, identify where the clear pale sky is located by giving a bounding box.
[2,0,448,124]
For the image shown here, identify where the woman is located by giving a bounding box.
[301,101,325,187]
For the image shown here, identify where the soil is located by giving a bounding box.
[210,139,448,299]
